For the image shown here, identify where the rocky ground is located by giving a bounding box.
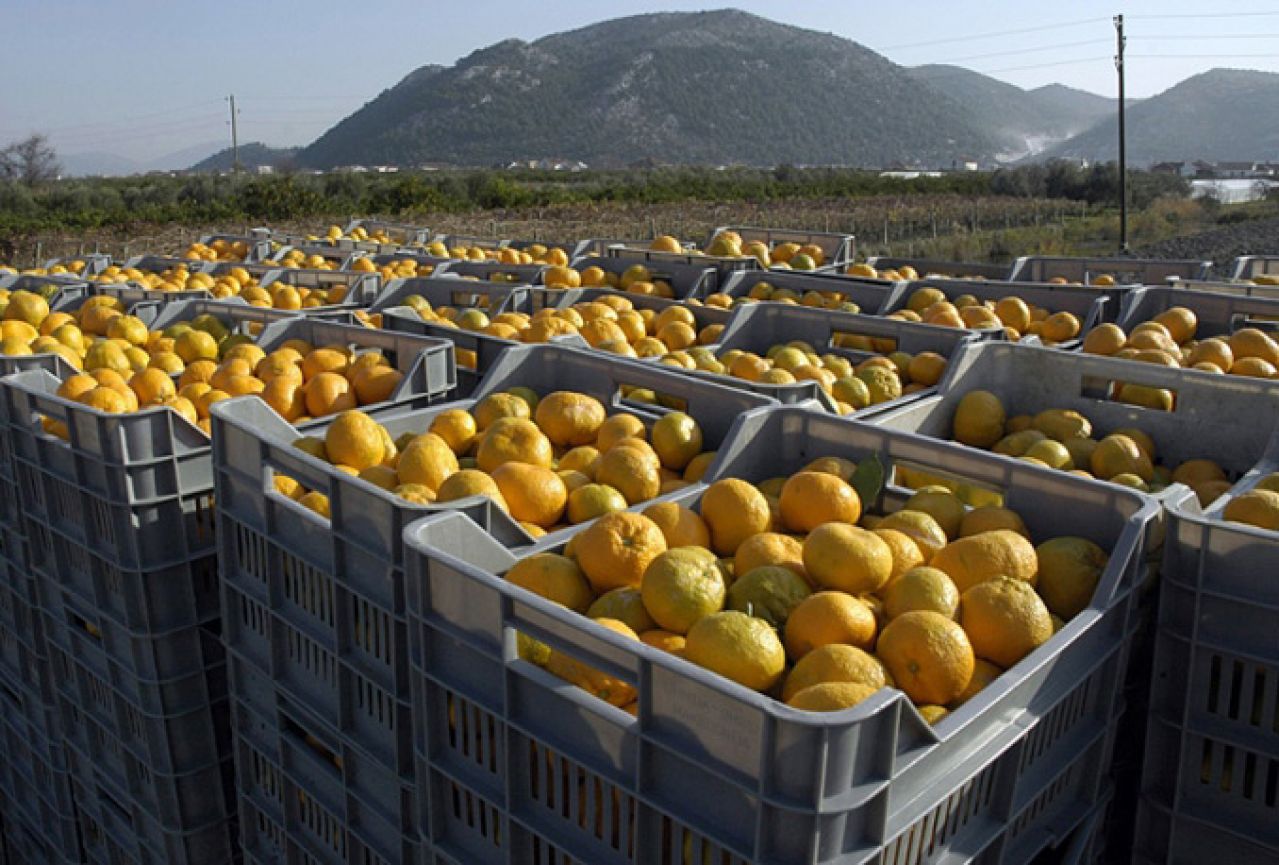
[1136,215,1279,271]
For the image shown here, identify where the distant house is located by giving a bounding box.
[1216,161,1257,178]
[1150,161,1186,177]
[255,165,274,175]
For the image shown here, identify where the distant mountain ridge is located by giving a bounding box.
[191,142,299,172]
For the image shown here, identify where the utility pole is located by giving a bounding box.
[1114,15,1128,252]
[227,94,241,173]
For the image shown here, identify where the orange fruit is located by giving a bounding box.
[397,433,460,492]
[428,409,478,456]
[558,445,601,478]
[930,530,1038,593]
[875,510,949,560]
[435,469,508,510]
[880,566,960,620]
[640,546,727,634]
[506,553,593,613]
[952,658,1004,706]
[734,532,806,584]
[1090,434,1153,482]
[324,411,386,471]
[351,365,403,405]
[960,506,1029,538]
[535,391,607,447]
[649,412,703,471]
[639,629,685,656]
[1082,323,1127,356]
[873,528,926,581]
[787,682,879,712]
[778,471,861,533]
[906,352,947,387]
[77,386,129,413]
[545,617,637,707]
[1035,537,1107,619]
[587,588,657,635]
[683,611,786,693]
[1223,489,1279,531]
[641,501,711,548]
[262,377,306,421]
[683,451,716,482]
[476,418,553,472]
[566,483,628,524]
[490,463,567,529]
[297,491,331,518]
[302,347,349,380]
[574,511,668,594]
[959,577,1053,668]
[129,367,176,406]
[595,413,646,452]
[953,390,1006,448]
[877,611,975,705]
[595,444,661,505]
[473,392,531,430]
[803,524,894,594]
[781,643,891,703]
[305,372,356,417]
[700,479,772,555]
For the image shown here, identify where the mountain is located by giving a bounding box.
[908,65,1115,159]
[152,140,225,172]
[1040,69,1279,165]
[191,142,300,172]
[299,10,1004,169]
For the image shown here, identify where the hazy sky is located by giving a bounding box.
[4,0,1278,165]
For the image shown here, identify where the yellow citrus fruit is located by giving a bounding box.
[960,506,1029,539]
[1090,434,1153,482]
[734,532,806,584]
[959,576,1053,668]
[298,491,331,518]
[873,528,925,582]
[684,611,786,693]
[1223,489,1279,531]
[641,501,711,548]
[1035,537,1108,619]
[876,509,949,560]
[490,463,567,529]
[778,471,861,533]
[535,391,607,447]
[595,445,660,504]
[783,592,876,661]
[435,469,508,510]
[700,479,772,555]
[930,529,1039,593]
[575,512,668,593]
[724,565,811,629]
[324,411,386,471]
[397,433,459,492]
[953,390,1006,448]
[566,483,628,524]
[506,553,593,613]
[781,643,891,703]
[476,417,553,472]
[881,566,960,620]
[803,523,894,594]
[640,546,727,634]
[876,611,975,705]
[650,411,703,471]
[903,486,965,540]
[587,588,657,635]
[952,658,1003,706]
[787,682,879,712]
[473,392,531,430]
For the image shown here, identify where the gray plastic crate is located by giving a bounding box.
[571,237,651,260]
[0,273,91,309]
[368,251,451,275]
[435,234,509,253]
[559,255,717,299]
[122,254,216,275]
[718,268,907,314]
[707,225,856,268]
[370,275,535,315]
[211,344,776,853]
[1132,462,1279,864]
[550,285,733,329]
[865,341,1279,484]
[506,237,576,258]
[344,218,432,247]
[269,245,365,271]
[1164,277,1279,299]
[40,252,112,277]
[68,757,237,865]
[891,278,1128,348]
[1010,256,1211,285]
[1228,254,1279,281]
[259,266,383,307]
[606,245,759,289]
[1116,284,1279,340]
[434,258,546,285]
[198,232,273,263]
[867,256,1013,281]
[0,670,81,863]
[661,301,978,412]
[403,404,1158,865]
[230,661,421,864]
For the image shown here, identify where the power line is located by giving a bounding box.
[976,56,1113,74]
[1129,53,1279,59]
[1129,33,1279,40]
[927,39,1109,65]
[1128,11,1279,20]
[873,16,1107,51]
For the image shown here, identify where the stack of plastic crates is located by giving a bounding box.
[400,404,1161,864]
[211,344,776,864]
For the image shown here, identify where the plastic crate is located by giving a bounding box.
[402,404,1158,865]
[550,286,733,329]
[435,234,508,253]
[259,266,382,307]
[559,255,717,300]
[368,251,451,276]
[211,344,776,852]
[1116,284,1279,339]
[230,661,419,864]
[370,276,535,315]
[198,232,274,263]
[434,259,546,285]
[662,301,979,412]
[866,256,1013,281]
[718,269,906,314]
[706,225,856,268]
[506,238,577,257]
[571,237,651,260]
[1009,256,1211,286]
[122,254,216,275]
[269,245,365,272]
[41,252,113,277]
[0,670,81,863]
[605,245,759,289]
[1228,255,1279,281]
[864,341,1279,486]
[1163,277,1279,299]
[890,278,1127,348]
[1131,465,1279,864]
[344,219,432,247]
[68,754,237,865]
[0,273,92,309]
